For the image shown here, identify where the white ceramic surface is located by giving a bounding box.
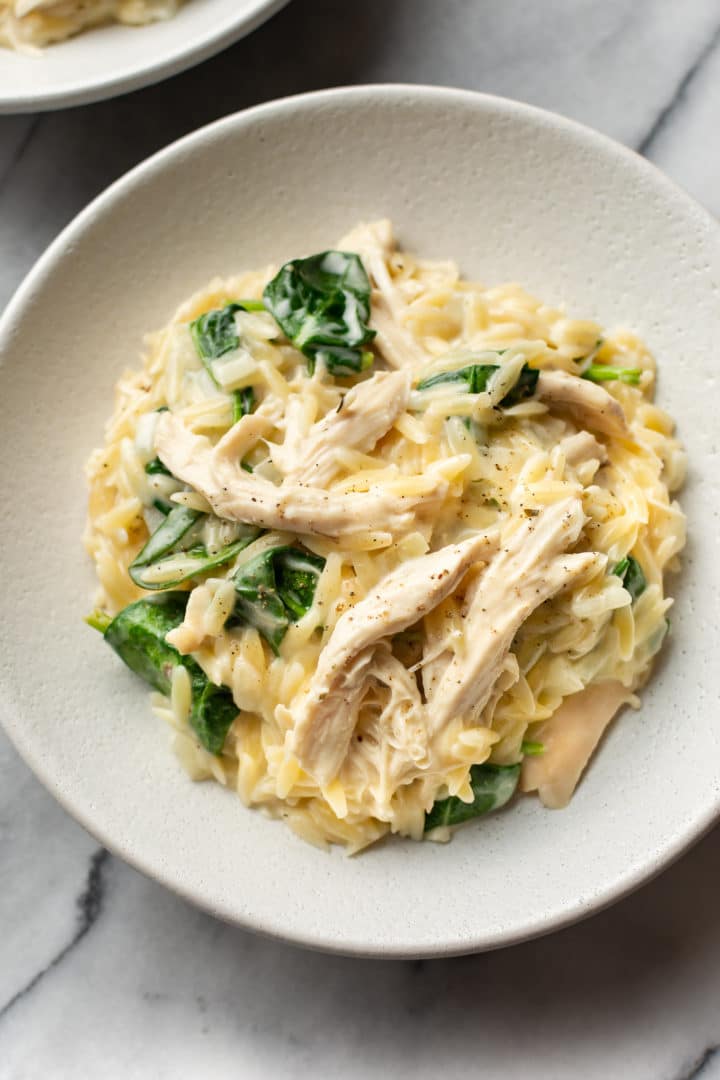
[1,85,719,958]
[0,0,289,113]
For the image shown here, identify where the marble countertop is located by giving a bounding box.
[2,1,720,1076]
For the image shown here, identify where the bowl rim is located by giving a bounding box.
[0,0,290,114]
[2,83,719,957]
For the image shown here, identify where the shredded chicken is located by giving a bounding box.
[339,220,430,369]
[425,498,605,731]
[537,370,628,437]
[274,370,411,487]
[339,648,430,821]
[520,681,631,807]
[290,531,498,785]
[210,398,283,461]
[156,411,447,541]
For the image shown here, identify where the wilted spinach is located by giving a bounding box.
[263,251,375,376]
[417,362,539,406]
[190,302,244,374]
[614,554,647,601]
[230,546,325,653]
[89,593,238,754]
[521,740,545,756]
[233,385,256,424]
[424,763,520,831]
[189,302,260,414]
[144,457,172,476]
[129,505,258,591]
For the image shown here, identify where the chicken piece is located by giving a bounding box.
[339,648,430,821]
[368,306,429,372]
[537,370,628,437]
[425,498,605,731]
[207,397,282,461]
[277,370,411,487]
[560,430,608,468]
[266,393,307,478]
[340,220,429,370]
[290,531,498,785]
[520,680,631,807]
[156,411,445,541]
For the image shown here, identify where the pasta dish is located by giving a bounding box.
[1,0,181,51]
[84,220,686,851]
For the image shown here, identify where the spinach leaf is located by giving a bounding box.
[424,763,520,831]
[103,591,189,695]
[189,680,241,756]
[274,548,327,620]
[97,593,237,754]
[521,740,545,756]
[233,385,256,424]
[129,505,259,590]
[582,363,641,385]
[231,553,289,654]
[234,299,266,312]
[130,535,258,591]
[129,506,203,580]
[191,305,259,410]
[263,251,375,376]
[190,301,265,390]
[417,364,492,394]
[417,363,539,406]
[613,554,647,601]
[144,457,172,476]
[85,610,113,634]
[190,302,243,375]
[230,545,325,654]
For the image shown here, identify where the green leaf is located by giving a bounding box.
[190,301,263,387]
[104,592,192,696]
[85,609,113,634]
[102,593,237,754]
[274,548,326,620]
[582,363,642,385]
[231,551,291,655]
[424,763,520,831]
[190,302,243,375]
[613,555,647,601]
[129,506,204,581]
[521,739,545,756]
[189,679,240,756]
[230,545,325,653]
[144,456,172,476]
[234,299,266,312]
[130,535,259,591]
[417,362,539,406]
[263,251,375,375]
[232,385,256,424]
[129,504,260,591]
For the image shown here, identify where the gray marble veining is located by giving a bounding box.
[2,1,720,1076]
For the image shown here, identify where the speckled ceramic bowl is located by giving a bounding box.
[0,0,288,113]
[1,86,718,957]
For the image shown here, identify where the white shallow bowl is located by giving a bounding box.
[0,0,288,113]
[1,85,719,958]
